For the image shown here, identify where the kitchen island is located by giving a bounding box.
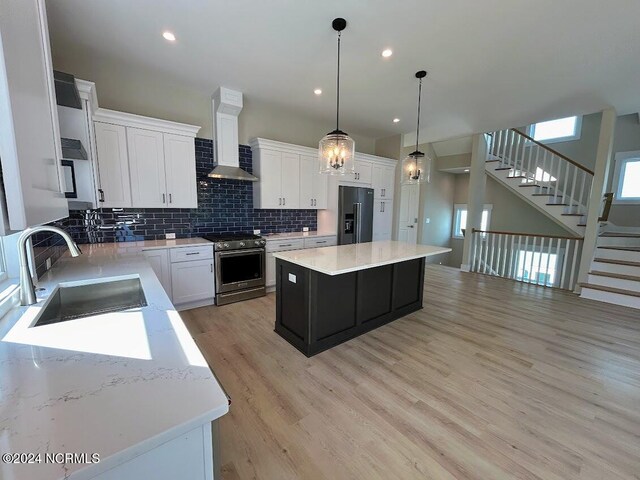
[272,241,450,356]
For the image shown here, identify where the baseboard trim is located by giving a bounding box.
[460,263,471,272]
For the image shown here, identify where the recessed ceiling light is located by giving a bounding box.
[464,169,470,172]
[314,88,322,95]
[162,31,176,42]
[381,49,393,58]
[393,118,400,123]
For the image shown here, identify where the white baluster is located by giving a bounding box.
[528,236,537,284]
[578,170,586,212]
[560,238,569,289]
[544,237,554,287]
[554,237,562,288]
[488,233,496,274]
[500,234,509,277]
[569,167,578,212]
[569,239,580,291]
[536,237,545,286]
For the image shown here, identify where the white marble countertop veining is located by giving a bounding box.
[272,240,451,275]
[263,230,337,241]
[0,241,228,480]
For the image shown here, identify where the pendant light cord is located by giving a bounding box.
[415,77,422,152]
[336,31,341,131]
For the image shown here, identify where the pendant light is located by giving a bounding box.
[319,18,355,175]
[402,70,431,184]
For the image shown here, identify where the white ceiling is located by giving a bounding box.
[46,0,640,142]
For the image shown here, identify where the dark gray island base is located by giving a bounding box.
[274,257,425,357]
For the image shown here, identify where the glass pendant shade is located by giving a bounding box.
[401,150,431,185]
[318,130,355,175]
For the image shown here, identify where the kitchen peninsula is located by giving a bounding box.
[273,241,450,356]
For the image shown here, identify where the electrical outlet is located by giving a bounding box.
[425,218,430,224]
[253,229,261,235]
[166,233,176,240]
[302,227,310,232]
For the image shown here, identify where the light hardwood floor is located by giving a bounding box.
[182,265,640,480]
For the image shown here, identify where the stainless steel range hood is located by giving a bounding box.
[208,87,258,182]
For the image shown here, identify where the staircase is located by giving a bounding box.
[485,128,592,237]
[580,232,640,309]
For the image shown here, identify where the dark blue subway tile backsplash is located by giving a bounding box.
[60,140,317,245]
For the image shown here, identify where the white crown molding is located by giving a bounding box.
[93,108,201,137]
[249,137,395,165]
[75,79,99,114]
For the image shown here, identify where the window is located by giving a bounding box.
[515,250,558,287]
[613,151,640,204]
[452,204,492,239]
[0,237,6,282]
[528,116,582,144]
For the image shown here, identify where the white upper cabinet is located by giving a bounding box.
[280,152,300,209]
[251,139,329,210]
[94,122,132,208]
[299,154,328,209]
[164,133,197,208]
[127,128,166,208]
[348,159,373,185]
[372,164,396,200]
[92,109,200,209]
[0,0,69,231]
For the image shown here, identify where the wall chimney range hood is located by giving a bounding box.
[208,87,258,182]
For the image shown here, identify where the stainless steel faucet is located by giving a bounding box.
[18,226,82,306]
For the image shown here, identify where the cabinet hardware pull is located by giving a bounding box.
[169,193,172,203]
[311,198,313,206]
[283,197,286,206]
[98,189,105,203]
[186,252,200,255]
[317,241,326,244]
[382,202,385,212]
[211,263,213,273]
[279,197,282,206]
[162,193,166,203]
[279,244,292,247]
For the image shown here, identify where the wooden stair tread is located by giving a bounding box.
[600,232,640,238]
[598,246,640,252]
[561,213,583,217]
[518,184,541,188]
[546,203,569,206]
[494,167,512,171]
[580,282,640,298]
[486,159,501,163]
[594,258,640,267]
[590,270,640,282]
[532,193,556,197]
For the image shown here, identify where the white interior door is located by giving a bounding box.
[398,184,419,244]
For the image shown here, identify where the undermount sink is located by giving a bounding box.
[32,278,147,327]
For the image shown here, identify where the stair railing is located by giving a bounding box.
[487,128,594,215]
[470,229,583,290]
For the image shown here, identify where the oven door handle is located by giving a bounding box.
[216,248,265,257]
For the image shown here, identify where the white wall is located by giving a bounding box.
[50,53,377,153]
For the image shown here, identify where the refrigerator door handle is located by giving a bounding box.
[354,202,362,243]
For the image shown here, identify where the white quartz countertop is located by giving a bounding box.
[0,241,228,480]
[263,231,337,241]
[272,240,451,275]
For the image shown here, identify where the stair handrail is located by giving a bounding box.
[510,128,594,175]
[472,229,583,240]
[599,192,614,222]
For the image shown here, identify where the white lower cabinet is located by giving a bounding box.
[89,424,214,480]
[265,236,337,288]
[373,200,393,241]
[142,249,172,296]
[143,245,215,308]
[171,258,215,306]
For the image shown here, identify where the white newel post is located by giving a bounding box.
[461,133,488,271]
[576,107,617,290]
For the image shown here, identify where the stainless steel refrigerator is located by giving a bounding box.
[338,186,374,245]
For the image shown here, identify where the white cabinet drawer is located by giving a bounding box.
[303,236,337,248]
[265,238,305,252]
[170,245,213,263]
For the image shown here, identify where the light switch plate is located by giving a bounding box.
[302,227,309,232]
[166,233,176,240]
[288,273,297,283]
[253,229,261,235]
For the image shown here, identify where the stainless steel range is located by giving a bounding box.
[203,233,266,306]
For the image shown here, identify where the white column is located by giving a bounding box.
[576,107,617,289]
[461,133,488,271]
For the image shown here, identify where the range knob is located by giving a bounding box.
[260,240,266,246]
[239,241,245,247]
[223,243,230,248]
[216,243,224,249]
[254,240,260,246]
